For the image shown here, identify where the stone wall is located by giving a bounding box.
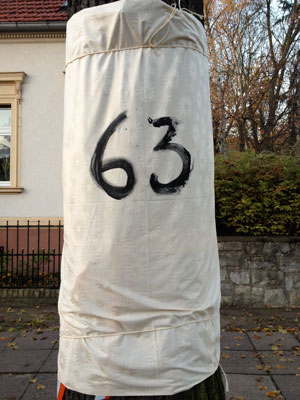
[219,236,300,307]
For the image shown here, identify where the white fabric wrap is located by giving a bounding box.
[58,0,221,396]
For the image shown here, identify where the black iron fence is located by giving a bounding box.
[0,221,63,289]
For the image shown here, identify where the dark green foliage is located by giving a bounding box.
[215,151,300,236]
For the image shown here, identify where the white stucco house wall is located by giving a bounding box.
[0,0,67,225]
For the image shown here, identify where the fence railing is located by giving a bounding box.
[0,221,63,289]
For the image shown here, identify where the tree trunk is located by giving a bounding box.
[64,1,225,399]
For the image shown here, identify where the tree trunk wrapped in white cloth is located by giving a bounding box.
[58,0,223,397]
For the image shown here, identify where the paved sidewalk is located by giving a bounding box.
[0,307,299,400]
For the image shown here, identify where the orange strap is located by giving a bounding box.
[57,383,66,400]
[105,397,111,399]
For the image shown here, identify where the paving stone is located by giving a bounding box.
[272,375,300,400]
[260,351,300,374]
[0,373,31,400]
[0,349,51,373]
[13,330,58,350]
[21,373,57,400]
[225,374,277,400]
[221,350,267,374]
[40,350,58,372]
[248,332,300,351]
[0,332,18,352]
[221,332,254,351]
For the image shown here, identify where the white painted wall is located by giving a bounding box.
[0,38,65,218]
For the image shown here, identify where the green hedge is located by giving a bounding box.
[214,151,300,236]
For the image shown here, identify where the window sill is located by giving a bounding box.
[0,187,23,194]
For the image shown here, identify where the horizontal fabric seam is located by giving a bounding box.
[60,312,219,339]
[66,44,208,68]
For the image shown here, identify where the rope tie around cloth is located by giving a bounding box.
[149,2,204,48]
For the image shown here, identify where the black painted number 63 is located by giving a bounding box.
[90,112,192,200]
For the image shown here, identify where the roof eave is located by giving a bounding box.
[0,21,66,32]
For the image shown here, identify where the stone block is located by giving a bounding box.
[245,257,275,270]
[294,274,300,288]
[217,242,225,251]
[240,271,250,284]
[234,286,250,306]
[13,289,18,298]
[18,288,23,297]
[278,242,291,254]
[264,288,287,307]
[285,275,294,291]
[221,282,234,296]
[0,289,7,297]
[45,289,50,298]
[230,271,240,284]
[34,289,40,298]
[245,242,264,255]
[290,290,300,307]
[295,242,300,254]
[221,295,233,307]
[219,256,227,267]
[221,242,243,251]
[220,268,226,282]
[263,242,277,254]
[252,270,283,286]
[278,255,300,271]
[250,287,264,307]
[230,271,250,285]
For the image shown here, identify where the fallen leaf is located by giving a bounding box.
[256,365,263,370]
[221,353,230,359]
[264,365,273,372]
[256,377,264,382]
[275,364,286,370]
[258,384,267,390]
[0,337,11,341]
[240,354,246,358]
[266,390,280,398]
[278,328,287,334]
[225,346,230,350]
[37,384,45,390]
[253,334,261,339]
[29,378,37,383]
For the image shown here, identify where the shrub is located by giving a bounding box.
[214,150,300,236]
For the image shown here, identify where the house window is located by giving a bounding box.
[0,106,11,185]
[0,72,26,194]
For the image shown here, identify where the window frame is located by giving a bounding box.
[0,72,26,194]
